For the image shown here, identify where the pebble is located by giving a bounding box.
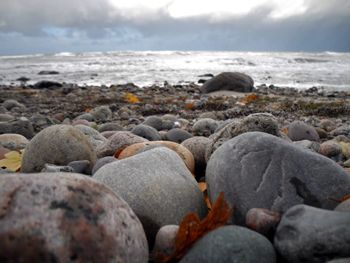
[98,122,124,132]
[179,226,276,263]
[288,121,320,142]
[131,124,162,141]
[92,156,118,175]
[21,125,97,173]
[0,173,148,263]
[206,132,350,224]
[67,160,91,175]
[0,119,35,139]
[90,105,112,122]
[0,133,29,150]
[152,225,179,258]
[143,116,163,131]
[93,147,206,246]
[275,204,350,263]
[245,208,281,239]
[165,128,193,143]
[192,118,218,137]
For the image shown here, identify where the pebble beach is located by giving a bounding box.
[1,72,350,263]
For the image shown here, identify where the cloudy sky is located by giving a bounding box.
[0,0,349,55]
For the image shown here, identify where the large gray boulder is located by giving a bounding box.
[200,72,254,94]
[21,125,97,173]
[275,205,350,263]
[0,173,148,263]
[180,226,276,263]
[93,147,207,245]
[206,132,350,224]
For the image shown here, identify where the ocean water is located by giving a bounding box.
[0,51,349,90]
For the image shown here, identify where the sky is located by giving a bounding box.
[0,0,349,55]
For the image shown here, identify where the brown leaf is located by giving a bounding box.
[238,93,258,105]
[156,192,232,263]
[330,193,350,203]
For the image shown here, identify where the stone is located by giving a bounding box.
[100,130,117,138]
[331,126,350,137]
[288,121,320,142]
[200,72,254,93]
[93,147,206,245]
[30,114,56,132]
[90,105,112,122]
[319,119,337,132]
[335,199,350,212]
[245,208,281,239]
[143,116,163,131]
[74,113,95,122]
[96,131,147,158]
[34,80,63,89]
[0,119,35,139]
[21,125,96,173]
[38,70,60,75]
[98,122,124,132]
[165,128,193,144]
[205,113,280,161]
[0,133,29,150]
[315,127,328,139]
[74,124,107,149]
[72,119,92,127]
[192,118,218,137]
[92,156,118,175]
[274,204,350,263]
[67,160,91,175]
[0,173,148,263]
[206,132,350,224]
[131,124,162,141]
[179,226,276,263]
[319,140,342,157]
[119,141,195,174]
[2,99,26,110]
[0,114,15,122]
[152,225,179,258]
[327,259,350,263]
[293,140,320,153]
[41,163,75,173]
[181,136,211,177]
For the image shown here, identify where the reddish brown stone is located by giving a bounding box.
[246,208,281,238]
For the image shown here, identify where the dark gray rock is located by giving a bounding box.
[288,121,320,142]
[67,160,91,175]
[0,119,35,139]
[165,128,193,144]
[293,140,320,152]
[181,136,211,177]
[206,132,350,224]
[21,125,97,173]
[34,80,63,89]
[2,99,26,110]
[245,208,281,239]
[331,126,350,137]
[98,122,124,132]
[180,226,276,263]
[132,124,162,141]
[200,72,254,93]
[75,113,95,122]
[275,204,350,263]
[90,105,112,122]
[192,118,218,137]
[93,147,207,246]
[96,131,147,158]
[0,173,148,263]
[143,116,163,131]
[206,113,280,161]
[92,156,118,175]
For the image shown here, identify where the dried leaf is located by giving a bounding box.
[238,93,258,105]
[281,127,289,135]
[198,182,211,210]
[0,150,24,172]
[156,192,232,263]
[123,92,140,103]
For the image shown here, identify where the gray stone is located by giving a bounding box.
[331,126,350,137]
[21,125,97,173]
[288,121,320,142]
[180,226,276,263]
[30,114,56,132]
[0,114,15,122]
[0,133,29,150]
[90,105,112,122]
[74,124,107,149]
[274,204,350,263]
[2,99,26,110]
[293,140,320,152]
[206,132,350,224]
[93,147,207,245]
[200,72,254,93]
[98,122,124,132]
[319,119,337,132]
[67,160,91,175]
[335,199,350,212]
[192,118,218,137]
[153,225,179,258]
[143,116,163,131]
[0,119,35,139]
[327,258,350,263]
[75,113,95,122]
[96,131,147,158]
[181,136,211,177]
[206,113,280,161]
[319,140,342,157]
[132,124,162,141]
[0,173,148,263]
[92,156,118,175]
[41,163,75,173]
[165,128,193,144]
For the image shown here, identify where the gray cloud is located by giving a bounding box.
[0,0,349,54]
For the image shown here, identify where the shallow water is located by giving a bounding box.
[0,51,349,90]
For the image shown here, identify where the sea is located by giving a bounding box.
[0,51,349,90]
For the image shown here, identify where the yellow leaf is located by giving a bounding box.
[123,93,140,103]
[0,150,23,172]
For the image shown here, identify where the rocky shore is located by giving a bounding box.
[1,72,350,262]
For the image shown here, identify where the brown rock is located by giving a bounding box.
[118,141,195,174]
[0,173,148,263]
